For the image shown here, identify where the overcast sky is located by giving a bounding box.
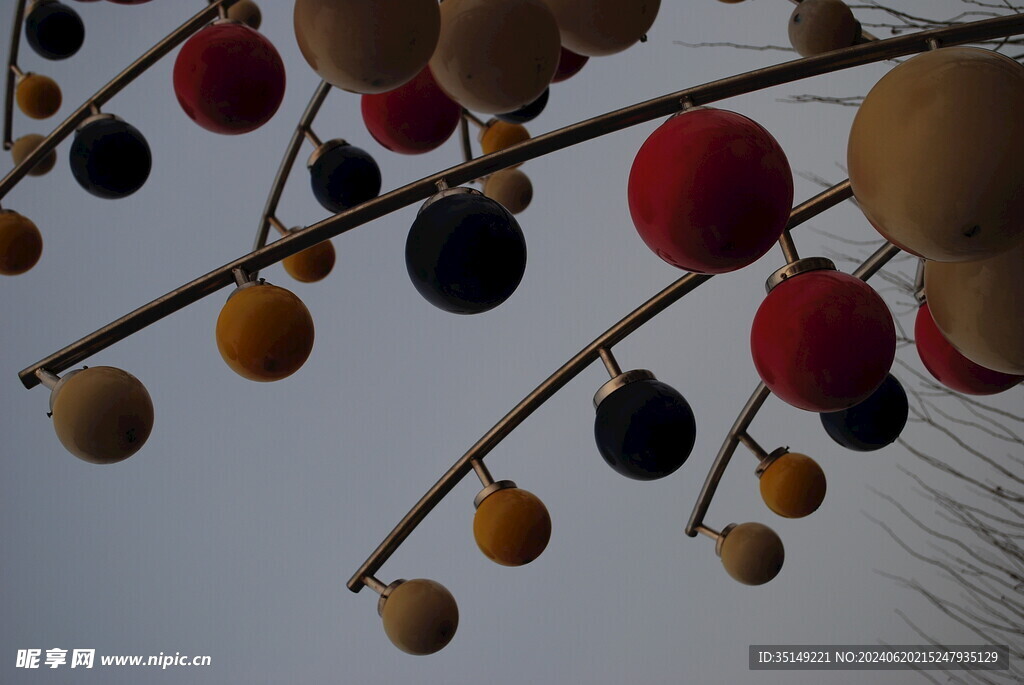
[1,1,1020,683]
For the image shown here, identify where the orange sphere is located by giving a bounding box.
[11,134,56,176]
[16,73,62,119]
[282,239,336,283]
[473,487,551,566]
[480,120,529,167]
[380,579,459,655]
[215,283,315,381]
[50,367,154,464]
[0,210,42,275]
[483,169,533,215]
[719,522,784,585]
[758,452,826,518]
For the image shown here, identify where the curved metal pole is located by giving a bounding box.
[250,79,332,278]
[345,180,855,592]
[684,240,902,536]
[0,0,237,200]
[3,0,28,151]
[17,10,1024,387]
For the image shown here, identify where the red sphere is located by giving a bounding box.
[551,47,589,83]
[173,22,285,135]
[361,66,461,155]
[628,108,793,274]
[751,269,896,412]
[915,302,1022,395]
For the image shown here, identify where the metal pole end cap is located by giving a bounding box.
[593,369,656,410]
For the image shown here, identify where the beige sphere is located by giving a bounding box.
[50,366,154,464]
[294,0,439,94]
[380,579,459,655]
[849,47,1024,262]
[788,0,859,57]
[545,0,660,57]
[227,0,261,30]
[925,238,1024,375]
[11,134,57,176]
[430,0,560,114]
[483,169,533,215]
[718,522,784,586]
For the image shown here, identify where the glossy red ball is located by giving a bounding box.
[173,22,285,135]
[915,302,1022,395]
[750,270,896,412]
[628,108,793,274]
[361,67,461,155]
[551,47,588,83]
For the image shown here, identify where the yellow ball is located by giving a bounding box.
[16,73,62,119]
[849,47,1024,262]
[925,238,1024,375]
[759,452,826,519]
[215,283,315,381]
[479,121,530,163]
[50,367,154,464]
[545,0,660,57]
[0,210,42,275]
[282,239,336,283]
[11,134,57,176]
[473,487,551,566]
[430,0,560,114]
[719,522,784,586]
[380,579,459,655]
[483,169,533,215]
[294,0,439,94]
[788,0,859,57]
[227,0,261,30]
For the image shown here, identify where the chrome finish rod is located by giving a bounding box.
[17,9,1019,386]
[0,0,237,200]
[250,79,332,278]
[2,0,28,150]
[346,180,854,592]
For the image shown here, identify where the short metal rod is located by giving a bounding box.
[302,127,322,148]
[852,242,900,281]
[10,64,24,79]
[250,80,332,274]
[361,576,387,595]
[459,114,473,165]
[736,432,769,461]
[777,230,800,263]
[913,257,926,304]
[231,268,249,287]
[470,459,494,488]
[267,215,289,236]
[598,348,622,378]
[0,0,237,198]
[34,368,59,390]
[3,0,28,149]
[685,383,772,536]
[462,109,485,129]
[695,525,721,541]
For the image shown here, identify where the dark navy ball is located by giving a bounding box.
[495,88,549,125]
[308,142,381,214]
[820,373,908,451]
[25,1,85,60]
[405,191,526,314]
[594,379,696,480]
[69,117,151,199]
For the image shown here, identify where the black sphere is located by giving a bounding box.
[594,378,696,480]
[69,117,151,199]
[405,191,527,314]
[495,88,549,125]
[25,1,85,60]
[309,142,381,214]
[820,373,909,451]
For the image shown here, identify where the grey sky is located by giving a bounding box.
[1,1,1020,683]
